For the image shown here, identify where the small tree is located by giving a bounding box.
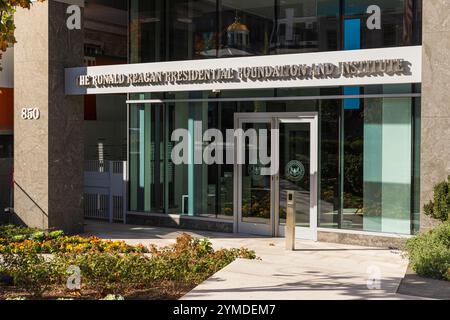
[0,0,45,70]
[424,176,450,222]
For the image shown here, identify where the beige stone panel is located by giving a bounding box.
[13,3,48,64]
[13,1,84,233]
[423,0,450,33]
[14,58,49,228]
[422,32,450,118]
[420,117,450,230]
[421,1,450,231]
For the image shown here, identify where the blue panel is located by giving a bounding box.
[344,19,361,109]
[344,87,360,110]
[344,19,361,50]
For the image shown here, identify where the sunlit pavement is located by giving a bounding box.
[84,221,422,300]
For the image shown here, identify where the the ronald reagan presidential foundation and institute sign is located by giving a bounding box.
[65,46,422,95]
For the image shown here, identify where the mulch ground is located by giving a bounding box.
[0,282,196,300]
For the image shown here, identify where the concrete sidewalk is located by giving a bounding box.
[181,237,415,300]
[84,221,416,300]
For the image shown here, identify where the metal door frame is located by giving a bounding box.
[233,112,318,240]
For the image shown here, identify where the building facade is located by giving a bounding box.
[4,0,449,244]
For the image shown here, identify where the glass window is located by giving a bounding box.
[168,0,218,60]
[129,87,420,233]
[275,0,339,54]
[361,92,414,234]
[318,85,419,235]
[130,0,422,62]
[220,0,275,57]
[129,93,236,219]
[130,0,164,63]
[130,0,218,62]
[130,103,164,212]
[319,99,341,229]
[344,0,421,49]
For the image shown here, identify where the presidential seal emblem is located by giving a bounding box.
[285,160,305,182]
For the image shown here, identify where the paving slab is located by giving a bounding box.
[84,221,419,300]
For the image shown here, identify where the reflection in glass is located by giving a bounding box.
[279,123,311,227]
[241,122,272,224]
[319,99,340,229]
[129,104,165,213]
[344,0,421,48]
[128,88,420,234]
[130,0,421,63]
[220,0,274,57]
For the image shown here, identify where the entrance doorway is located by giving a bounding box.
[234,113,318,241]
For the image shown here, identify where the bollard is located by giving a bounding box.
[285,190,296,250]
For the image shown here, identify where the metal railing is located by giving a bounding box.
[84,160,127,223]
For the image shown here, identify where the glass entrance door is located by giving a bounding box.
[234,113,318,240]
[276,118,318,241]
[235,117,274,235]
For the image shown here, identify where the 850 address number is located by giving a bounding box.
[21,108,41,120]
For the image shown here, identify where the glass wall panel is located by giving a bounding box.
[129,103,165,212]
[220,0,275,57]
[166,94,214,216]
[338,87,414,234]
[167,0,218,60]
[241,122,272,224]
[130,0,164,63]
[344,0,421,49]
[275,0,339,54]
[129,87,420,234]
[319,99,341,229]
[130,0,421,63]
[362,88,413,234]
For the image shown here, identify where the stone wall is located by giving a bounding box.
[14,0,84,233]
[420,1,450,231]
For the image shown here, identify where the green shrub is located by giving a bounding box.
[1,234,256,297]
[1,251,63,296]
[0,225,66,242]
[406,221,450,281]
[54,252,151,295]
[0,225,39,241]
[424,176,450,222]
[30,231,46,241]
[48,230,65,239]
[11,235,26,242]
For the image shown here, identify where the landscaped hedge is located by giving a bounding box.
[0,225,256,299]
[424,176,450,222]
[0,225,148,254]
[405,221,450,281]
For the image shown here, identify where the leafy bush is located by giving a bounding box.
[1,234,256,298]
[0,225,39,241]
[1,251,62,296]
[424,176,450,222]
[0,234,148,254]
[147,234,256,283]
[54,252,151,295]
[0,225,64,242]
[48,230,65,239]
[405,221,450,281]
[54,234,256,295]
